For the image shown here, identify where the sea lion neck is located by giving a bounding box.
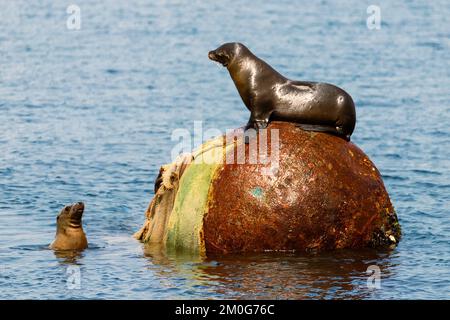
[55,220,83,235]
[68,222,83,229]
[227,50,286,83]
[226,59,254,110]
[226,51,282,111]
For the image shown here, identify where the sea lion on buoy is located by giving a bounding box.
[208,42,356,141]
[50,202,88,250]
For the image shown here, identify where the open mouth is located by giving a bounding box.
[69,208,84,227]
[70,202,84,222]
[71,208,84,221]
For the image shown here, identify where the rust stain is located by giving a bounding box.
[203,121,401,254]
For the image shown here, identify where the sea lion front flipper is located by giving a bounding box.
[254,119,269,129]
[295,124,349,141]
[244,115,269,144]
[244,116,254,131]
[243,117,255,145]
[245,110,272,130]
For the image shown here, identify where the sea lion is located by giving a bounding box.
[208,42,356,141]
[50,202,88,250]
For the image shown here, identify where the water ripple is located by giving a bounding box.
[0,0,449,299]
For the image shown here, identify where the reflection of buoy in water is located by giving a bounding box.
[134,122,401,255]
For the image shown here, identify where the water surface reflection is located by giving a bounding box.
[143,244,396,299]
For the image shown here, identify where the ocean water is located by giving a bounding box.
[0,0,449,299]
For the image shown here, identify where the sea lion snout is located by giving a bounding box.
[70,202,84,220]
[73,201,84,210]
[208,48,229,67]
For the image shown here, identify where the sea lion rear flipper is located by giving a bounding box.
[295,124,349,141]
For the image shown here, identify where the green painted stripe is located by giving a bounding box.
[165,136,235,255]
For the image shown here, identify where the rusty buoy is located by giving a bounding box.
[135,122,401,255]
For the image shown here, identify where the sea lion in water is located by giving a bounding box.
[50,202,88,250]
[208,42,356,141]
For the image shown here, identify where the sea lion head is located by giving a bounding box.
[50,202,88,251]
[208,42,247,67]
[56,202,85,230]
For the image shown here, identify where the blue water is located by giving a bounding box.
[0,0,449,299]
